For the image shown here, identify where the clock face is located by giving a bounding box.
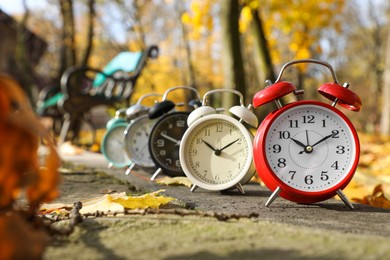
[101,124,131,167]
[262,102,359,194]
[149,112,189,176]
[124,115,156,168]
[180,115,254,190]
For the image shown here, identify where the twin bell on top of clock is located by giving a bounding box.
[252,59,362,209]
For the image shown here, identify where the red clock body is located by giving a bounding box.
[253,100,360,203]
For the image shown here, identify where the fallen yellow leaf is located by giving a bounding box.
[156,176,192,187]
[64,190,176,214]
[114,190,175,209]
[80,194,124,214]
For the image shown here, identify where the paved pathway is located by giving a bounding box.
[59,150,390,238]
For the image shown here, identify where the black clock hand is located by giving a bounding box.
[298,132,335,154]
[202,139,222,156]
[143,127,149,137]
[312,132,335,147]
[220,139,239,152]
[161,133,181,146]
[305,130,310,145]
[290,138,306,148]
[202,139,217,152]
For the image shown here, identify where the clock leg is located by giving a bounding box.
[265,186,281,207]
[190,185,198,192]
[107,162,113,169]
[336,189,354,210]
[125,162,136,176]
[236,183,245,195]
[150,168,162,181]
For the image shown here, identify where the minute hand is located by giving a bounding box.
[220,139,239,151]
[161,133,181,146]
[311,133,335,147]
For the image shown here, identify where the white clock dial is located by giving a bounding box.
[181,115,254,190]
[124,115,156,167]
[265,104,357,192]
[102,125,130,166]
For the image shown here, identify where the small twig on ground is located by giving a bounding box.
[42,201,84,236]
[81,208,259,221]
[69,201,83,225]
[42,204,259,237]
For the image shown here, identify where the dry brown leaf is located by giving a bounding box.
[353,184,390,209]
[382,184,390,200]
[38,203,72,215]
[0,76,61,211]
[0,76,61,260]
[0,212,48,259]
[100,189,117,194]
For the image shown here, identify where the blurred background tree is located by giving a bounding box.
[1,0,390,134]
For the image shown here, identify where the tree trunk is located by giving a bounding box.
[15,0,34,106]
[380,25,390,135]
[59,0,76,76]
[250,7,275,85]
[220,0,246,108]
[80,0,95,67]
[176,0,196,90]
[133,0,146,49]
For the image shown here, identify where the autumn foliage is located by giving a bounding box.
[0,75,61,259]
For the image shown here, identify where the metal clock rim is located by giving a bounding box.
[180,113,254,191]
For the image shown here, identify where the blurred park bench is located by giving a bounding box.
[37,45,158,145]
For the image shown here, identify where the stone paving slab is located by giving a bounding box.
[40,149,390,259]
[58,150,390,238]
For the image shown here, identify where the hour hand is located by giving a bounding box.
[202,139,217,152]
[290,138,306,148]
[202,139,221,156]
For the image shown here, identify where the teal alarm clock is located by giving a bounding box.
[101,108,131,169]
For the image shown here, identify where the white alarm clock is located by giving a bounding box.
[179,89,258,194]
[123,93,161,175]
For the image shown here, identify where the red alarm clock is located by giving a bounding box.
[252,59,362,209]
